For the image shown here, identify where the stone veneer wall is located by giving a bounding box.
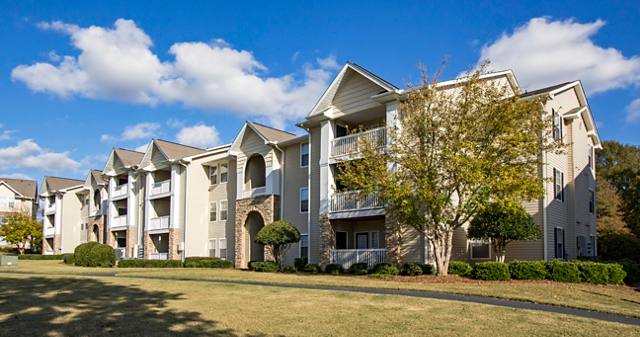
[168,228,180,260]
[53,234,61,254]
[384,214,402,264]
[143,230,152,259]
[234,194,279,268]
[318,213,333,267]
[87,215,105,244]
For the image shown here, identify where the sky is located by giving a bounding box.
[1,0,639,183]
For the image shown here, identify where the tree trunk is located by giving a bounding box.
[493,241,506,263]
[431,230,454,276]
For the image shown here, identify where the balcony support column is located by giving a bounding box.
[318,213,334,268]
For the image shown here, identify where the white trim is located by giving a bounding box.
[299,187,309,214]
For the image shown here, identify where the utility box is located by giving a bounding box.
[0,255,18,266]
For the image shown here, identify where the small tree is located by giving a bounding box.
[255,220,300,267]
[467,200,540,262]
[0,211,41,255]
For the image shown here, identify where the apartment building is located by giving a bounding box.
[0,177,37,248]
[41,62,600,269]
[40,176,84,254]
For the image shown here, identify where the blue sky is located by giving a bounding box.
[1,0,639,183]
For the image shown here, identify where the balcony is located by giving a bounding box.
[149,180,171,198]
[43,226,55,237]
[330,190,384,219]
[330,126,386,160]
[110,215,128,230]
[149,253,168,260]
[111,184,128,200]
[44,202,56,215]
[148,216,170,232]
[330,249,386,269]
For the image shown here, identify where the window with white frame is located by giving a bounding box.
[554,227,565,259]
[553,168,564,201]
[470,240,490,259]
[371,231,379,249]
[209,239,218,257]
[209,238,227,259]
[300,142,309,167]
[219,200,228,221]
[209,202,217,222]
[589,190,595,214]
[209,165,218,185]
[219,239,227,259]
[300,234,308,259]
[552,109,562,141]
[300,187,309,213]
[219,163,228,183]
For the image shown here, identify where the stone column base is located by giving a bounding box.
[168,228,181,260]
[126,226,136,258]
[53,234,61,254]
[318,213,333,268]
[143,230,152,259]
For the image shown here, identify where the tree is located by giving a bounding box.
[255,220,300,266]
[339,64,562,275]
[0,211,41,255]
[467,199,540,262]
[596,177,630,235]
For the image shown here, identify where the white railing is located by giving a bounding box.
[150,180,171,196]
[330,126,386,159]
[149,253,168,260]
[43,226,55,237]
[330,190,383,213]
[110,215,127,229]
[44,202,56,214]
[330,249,387,269]
[149,216,170,231]
[112,184,128,199]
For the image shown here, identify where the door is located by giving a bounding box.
[335,231,347,249]
[356,233,369,249]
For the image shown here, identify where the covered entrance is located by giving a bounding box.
[244,211,265,264]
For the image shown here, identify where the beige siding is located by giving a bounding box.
[333,72,384,114]
[281,139,310,264]
[309,126,321,264]
[60,188,83,253]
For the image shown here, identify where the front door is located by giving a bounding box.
[356,233,369,249]
[335,231,347,249]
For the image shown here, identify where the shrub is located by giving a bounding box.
[304,264,322,274]
[74,242,115,267]
[618,259,639,285]
[294,257,308,271]
[250,261,280,272]
[118,259,146,268]
[62,253,75,265]
[118,259,183,268]
[577,261,610,285]
[474,262,510,281]
[401,262,423,276]
[255,220,300,266]
[448,261,473,276]
[509,260,548,280]
[184,257,233,268]
[372,263,399,276]
[280,266,297,273]
[73,242,99,266]
[324,264,344,275]
[421,264,434,275]
[347,263,369,275]
[18,254,64,260]
[546,260,581,283]
[606,263,627,285]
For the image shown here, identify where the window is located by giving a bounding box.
[219,163,228,183]
[589,190,595,214]
[300,187,309,213]
[0,216,6,225]
[219,239,227,259]
[371,232,379,249]
[553,168,564,201]
[219,200,228,221]
[300,234,308,259]
[8,200,15,209]
[300,142,309,167]
[554,228,565,259]
[209,239,218,258]
[552,109,562,141]
[470,240,490,259]
[587,145,594,170]
[209,202,217,222]
[209,165,218,185]
[577,236,586,257]
[209,239,227,259]
[589,236,596,256]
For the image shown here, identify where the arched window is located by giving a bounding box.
[244,154,266,190]
[93,190,101,211]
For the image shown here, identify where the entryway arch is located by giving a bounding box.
[244,211,265,263]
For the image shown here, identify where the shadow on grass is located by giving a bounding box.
[0,276,266,337]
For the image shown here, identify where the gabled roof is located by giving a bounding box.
[42,176,83,194]
[0,177,37,199]
[84,169,106,189]
[114,148,144,167]
[229,121,297,156]
[521,82,573,98]
[139,139,207,170]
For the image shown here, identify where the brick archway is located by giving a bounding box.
[234,194,279,268]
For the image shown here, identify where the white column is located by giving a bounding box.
[108,177,116,231]
[127,171,136,227]
[145,172,153,230]
[319,120,335,214]
[54,194,63,235]
[170,165,180,229]
[236,160,245,199]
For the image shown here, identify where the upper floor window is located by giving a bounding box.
[552,109,562,141]
[93,190,101,210]
[209,165,218,185]
[553,168,564,202]
[587,145,594,170]
[589,190,595,214]
[300,187,309,213]
[300,142,309,167]
[219,200,228,221]
[220,163,228,183]
[209,202,217,222]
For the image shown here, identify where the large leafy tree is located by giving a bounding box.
[596,177,630,235]
[467,199,540,262]
[255,220,300,266]
[0,212,41,255]
[339,65,562,276]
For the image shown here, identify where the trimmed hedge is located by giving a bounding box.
[509,261,548,280]
[304,264,322,274]
[577,261,610,285]
[62,253,75,265]
[448,261,473,276]
[18,254,64,260]
[347,263,369,275]
[372,263,400,276]
[118,259,183,268]
[184,257,233,268]
[606,263,626,285]
[546,260,581,283]
[250,261,280,272]
[401,263,423,276]
[474,262,510,281]
[618,259,639,285]
[74,242,115,267]
[324,264,344,275]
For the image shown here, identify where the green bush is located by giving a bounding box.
[474,262,510,281]
[18,254,64,260]
[304,264,322,274]
[280,266,297,273]
[250,261,280,272]
[401,263,423,276]
[606,263,627,285]
[184,257,233,268]
[73,242,99,266]
[509,260,548,280]
[577,261,610,285]
[324,264,344,275]
[546,260,581,283]
[448,261,473,276]
[118,259,146,268]
[294,257,308,271]
[118,259,183,268]
[73,242,115,267]
[62,253,75,265]
[618,259,639,285]
[372,263,400,276]
[421,264,434,275]
[347,263,369,275]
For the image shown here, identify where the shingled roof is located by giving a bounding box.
[44,176,84,192]
[90,170,106,185]
[521,82,573,98]
[0,177,37,199]
[249,122,297,143]
[114,148,144,167]
[153,139,207,160]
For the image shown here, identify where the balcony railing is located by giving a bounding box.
[330,249,387,269]
[44,202,56,214]
[150,180,171,196]
[112,184,128,199]
[110,215,127,229]
[330,190,383,213]
[330,126,386,159]
[149,216,170,231]
[149,253,168,260]
[43,226,55,237]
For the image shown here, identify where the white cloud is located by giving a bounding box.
[101,122,160,142]
[134,143,149,153]
[176,124,220,149]
[12,19,337,127]
[475,17,640,94]
[626,98,640,123]
[0,139,81,172]
[0,125,15,141]
[0,172,33,180]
